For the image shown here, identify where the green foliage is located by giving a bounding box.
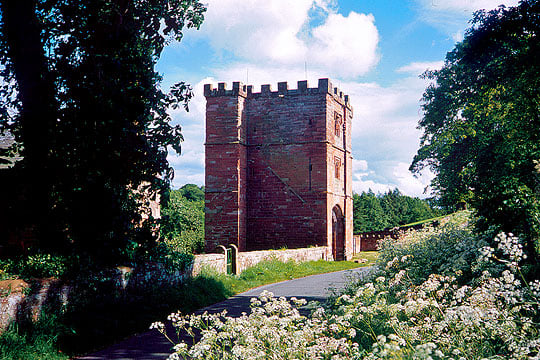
[353,188,442,233]
[376,211,500,285]
[0,253,71,280]
[349,251,378,265]
[157,221,540,359]
[330,213,539,359]
[160,187,205,254]
[411,0,540,256]
[0,311,71,360]
[178,183,205,202]
[0,0,206,264]
[3,258,356,357]
[143,242,194,273]
[58,278,225,355]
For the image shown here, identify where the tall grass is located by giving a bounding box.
[0,312,70,360]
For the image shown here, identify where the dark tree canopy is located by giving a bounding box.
[411,0,540,254]
[0,0,205,263]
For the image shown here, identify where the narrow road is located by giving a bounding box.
[78,267,371,360]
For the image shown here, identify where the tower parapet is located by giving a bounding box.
[204,79,353,111]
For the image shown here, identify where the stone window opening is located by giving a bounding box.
[308,158,312,190]
[334,157,341,179]
[334,112,342,137]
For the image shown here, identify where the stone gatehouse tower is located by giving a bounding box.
[204,78,353,260]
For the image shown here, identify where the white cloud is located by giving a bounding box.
[416,0,520,37]
[352,175,394,195]
[351,160,434,198]
[211,63,324,88]
[171,169,205,189]
[199,1,379,78]
[352,159,368,172]
[201,0,312,62]
[422,0,519,12]
[396,61,444,75]
[337,61,440,198]
[311,12,379,77]
[392,162,433,197]
[167,48,436,197]
[452,30,464,42]
[167,78,211,188]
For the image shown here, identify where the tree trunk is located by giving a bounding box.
[0,0,58,247]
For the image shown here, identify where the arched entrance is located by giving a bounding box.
[332,205,345,261]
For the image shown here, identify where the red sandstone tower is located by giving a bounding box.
[204,78,353,260]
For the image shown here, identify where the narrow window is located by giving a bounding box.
[334,157,341,179]
[334,112,342,137]
[308,158,312,190]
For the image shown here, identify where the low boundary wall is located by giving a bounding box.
[353,231,398,252]
[236,246,328,274]
[353,223,431,252]
[1,246,329,333]
[192,253,225,274]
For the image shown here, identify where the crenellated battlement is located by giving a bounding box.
[204,78,352,110]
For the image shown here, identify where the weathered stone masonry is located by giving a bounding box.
[204,78,353,260]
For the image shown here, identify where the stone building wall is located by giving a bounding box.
[204,79,353,259]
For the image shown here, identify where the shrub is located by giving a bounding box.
[153,212,540,359]
[160,189,205,254]
[0,253,71,280]
[376,211,503,286]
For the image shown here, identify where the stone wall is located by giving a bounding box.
[0,279,70,333]
[353,223,429,252]
[0,264,189,334]
[236,246,329,273]
[0,246,331,333]
[192,253,225,274]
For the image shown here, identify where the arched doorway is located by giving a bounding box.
[332,205,345,261]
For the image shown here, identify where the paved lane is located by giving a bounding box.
[78,267,371,360]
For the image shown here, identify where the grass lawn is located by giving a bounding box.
[350,251,378,265]
[209,258,367,295]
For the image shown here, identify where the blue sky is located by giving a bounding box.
[157,0,518,197]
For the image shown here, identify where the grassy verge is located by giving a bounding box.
[0,258,367,359]
[208,258,366,295]
[400,214,447,227]
[0,311,71,360]
[349,251,378,264]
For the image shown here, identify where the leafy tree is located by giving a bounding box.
[410,0,540,256]
[353,189,440,233]
[353,190,389,232]
[160,188,204,254]
[0,0,206,263]
[179,183,205,202]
